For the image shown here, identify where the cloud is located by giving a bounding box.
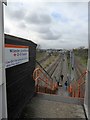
[4,2,88,49]
[51,12,69,23]
[37,27,50,33]
[25,12,52,25]
[40,29,61,40]
[4,27,10,33]
[6,8,26,20]
[18,22,27,29]
[28,25,61,40]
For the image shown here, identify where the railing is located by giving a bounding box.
[68,70,87,98]
[36,60,53,80]
[33,61,58,94]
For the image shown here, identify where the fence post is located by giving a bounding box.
[78,83,80,97]
[70,85,72,97]
[74,91,76,97]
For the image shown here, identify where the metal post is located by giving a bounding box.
[84,3,90,119]
[84,36,89,119]
[70,50,75,82]
[70,50,72,82]
[0,1,7,119]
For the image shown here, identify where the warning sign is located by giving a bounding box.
[5,44,29,68]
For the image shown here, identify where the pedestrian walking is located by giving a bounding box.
[60,74,64,81]
[64,81,68,90]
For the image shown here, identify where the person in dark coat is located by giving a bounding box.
[64,81,68,90]
[60,74,64,81]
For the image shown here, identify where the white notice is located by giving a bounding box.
[5,44,29,68]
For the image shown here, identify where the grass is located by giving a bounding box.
[66,51,71,73]
[36,51,46,61]
[74,48,88,67]
[36,50,59,69]
[42,55,58,69]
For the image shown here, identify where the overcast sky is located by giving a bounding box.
[4,1,88,49]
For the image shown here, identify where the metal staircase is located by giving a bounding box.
[33,61,58,94]
[20,62,88,119]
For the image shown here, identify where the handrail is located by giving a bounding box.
[36,60,54,81]
[68,70,87,98]
[33,68,53,85]
[70,70,87,85]
[36,77,54,90]
[71,80,86,92]
[77,70,87,84]
[35,76,52,87]
[33,67,58,93]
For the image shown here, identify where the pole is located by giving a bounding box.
[0,1,7,119]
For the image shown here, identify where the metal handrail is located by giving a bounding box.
[69,70,87,86]
[35,76,53,89]
[71,80,86,92]
[36,60,54,82]
[33,68,52,83]
[33,67,58,91]
[68,70,87,97]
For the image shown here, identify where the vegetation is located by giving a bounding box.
[66,51,71,72]
[42,55,57,69]
[36,50,46,61]
[36,48,59,69]
[74,47,88,67]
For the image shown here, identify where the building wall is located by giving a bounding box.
[5,35,37,119]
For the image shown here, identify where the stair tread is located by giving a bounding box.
[36,92,84,105]
[20,94,85,118]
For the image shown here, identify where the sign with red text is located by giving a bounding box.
[5,44,29,68]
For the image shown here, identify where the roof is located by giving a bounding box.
[5,34,37,47]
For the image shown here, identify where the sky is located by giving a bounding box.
[4,0,88,49]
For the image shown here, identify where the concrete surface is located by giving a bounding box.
[20,95,85,118]
[56,86,69,96]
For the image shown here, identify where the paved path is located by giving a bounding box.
[20,96,85,118]
[61,53,68,85]
[56,86,69,96]
[57,53,69,97]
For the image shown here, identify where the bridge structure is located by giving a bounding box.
[0,1,89,119]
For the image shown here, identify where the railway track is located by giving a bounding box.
[35,55,61,82]
[74,57,86,98]
[36,54,63,83]
[75,57,86,80]
[35,53,69,95]
[46,56,61,77]
[38,55,50,63]
[34,55,61,93]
